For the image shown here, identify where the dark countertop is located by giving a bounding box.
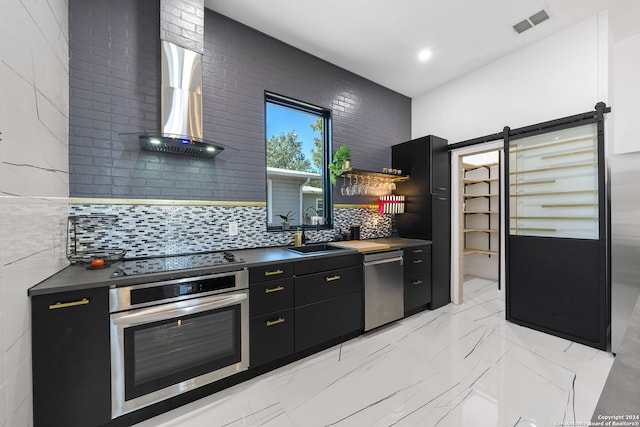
[592,293,640,419]
[28,237,430,296]
[358,237,431,249]
[344,237,431,252]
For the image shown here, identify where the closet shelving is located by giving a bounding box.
[463,162,499,256]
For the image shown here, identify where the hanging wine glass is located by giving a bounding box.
[346,174,354,196]
[365,176,372,195]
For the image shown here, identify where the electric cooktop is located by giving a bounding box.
[110,251,244,278]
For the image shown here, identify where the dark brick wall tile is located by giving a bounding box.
[69,3,410,201]
[202,11,410,204]
[161,0,204,53]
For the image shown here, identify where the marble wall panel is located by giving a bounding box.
[0,0,69,425]
[4,333,32,427]
[1,85,69,195]
[20,0,69,71]
[31,24,69,114]
[0,197,69,331]
[0,304,4,416]
[0,383,6,427]
[1,205,68,344]
[0,196,68,427]
[0,63,38,163]
[0,62,69,197]
[0,164,68,200]
[0,1,35,84]
[35,90,69,152]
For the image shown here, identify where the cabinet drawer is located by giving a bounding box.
[405,245,432,257]
[404,246,432,278]
[294,253,361,276]
[250,309,294,367]
[295,266,362,306]
[404,274,432,315]
[249,263,294,283]
[250,278,294,317]
[295,292,362,352]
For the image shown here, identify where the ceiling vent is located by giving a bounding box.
[512,9,550,34]
[513,19,533,34]
[529,9,550,26]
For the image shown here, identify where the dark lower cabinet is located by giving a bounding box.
[30,254,365,425]
[293,255,363,353]
[249,257,363,368]
[404,245,432,316]
[404,246,431,278]
[294,266,361,306]
[405,275,432,314]
[31,287,111,427]
[249,277,294,317]
[295,292,362,352]
[249,262,294,283]
[250,309,295,367]
[249,270,295,368]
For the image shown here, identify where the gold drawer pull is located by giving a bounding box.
[412,249,423,253]
[412,280,423,285]
[325,275,341,282]
[266,317,285,327]
[265,286,285,294]
[264,269,284,277]
[49,298,89,310]
[412,259,423,264]
[436,197,447,201]
[436,187,448,191]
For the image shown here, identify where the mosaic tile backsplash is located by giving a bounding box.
[68,204,392,258]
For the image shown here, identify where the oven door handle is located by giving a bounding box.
[111,292,247,326]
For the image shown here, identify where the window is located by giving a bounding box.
[265,93,332,230]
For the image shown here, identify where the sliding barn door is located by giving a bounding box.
[505,105,610,350]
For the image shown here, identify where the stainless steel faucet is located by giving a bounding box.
[302,206,319,243]
[302,206,319,225]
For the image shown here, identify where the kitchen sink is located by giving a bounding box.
[287,244,342,254]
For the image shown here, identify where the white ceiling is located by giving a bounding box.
[205,0,636,98]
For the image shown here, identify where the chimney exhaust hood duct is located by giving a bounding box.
[119,40,224,158]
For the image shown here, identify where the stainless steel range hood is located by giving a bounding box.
[119,40,223,158]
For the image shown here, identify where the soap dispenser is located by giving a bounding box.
[294,228,303,247]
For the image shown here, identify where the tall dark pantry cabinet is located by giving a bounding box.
[392,135,451,309]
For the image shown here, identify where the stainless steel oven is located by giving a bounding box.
[109,269,249,418]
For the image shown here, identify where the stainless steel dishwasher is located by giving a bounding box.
[363,250,404,331]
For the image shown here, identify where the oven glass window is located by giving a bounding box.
[124,305,241,400]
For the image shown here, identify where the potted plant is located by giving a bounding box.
[278,210,295,230]
[328,145,352,185]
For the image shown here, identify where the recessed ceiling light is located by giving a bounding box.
[418,49,432,62]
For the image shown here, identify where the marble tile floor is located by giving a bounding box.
[136,277,614,427]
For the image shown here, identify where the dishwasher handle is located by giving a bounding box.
[363,256,403,266]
